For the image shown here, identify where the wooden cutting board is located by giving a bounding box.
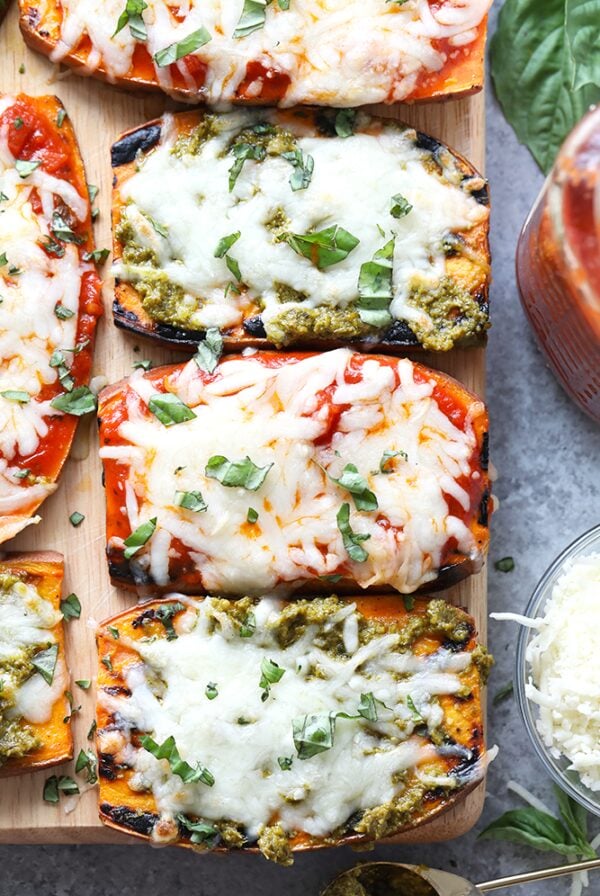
[0,1,488,844]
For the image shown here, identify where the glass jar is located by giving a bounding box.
[516,105,600,422]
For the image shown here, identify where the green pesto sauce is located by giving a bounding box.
[407,277,489,351]
[265,306,375,348]
[0,608,43,766]
[326,864,437,896]
[172,115,221,158]
[229,124,297,158]
[257,822,294,866]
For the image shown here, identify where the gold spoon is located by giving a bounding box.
[321,857,600,895]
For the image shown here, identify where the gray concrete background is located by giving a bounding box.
[2,5,600,893]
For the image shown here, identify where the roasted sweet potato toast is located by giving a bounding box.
[0,93,103,544]
[96,595,491,863]
[0,552,73,778]
[19,1,490,106]
[111,109,490,353]
[98,349,491,597]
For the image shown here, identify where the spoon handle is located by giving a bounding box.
[477,856,600,891]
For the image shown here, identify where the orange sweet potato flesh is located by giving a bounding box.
[96,595,486,853]
[0,552,73,778]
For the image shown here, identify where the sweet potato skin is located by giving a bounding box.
[0,552,73,778]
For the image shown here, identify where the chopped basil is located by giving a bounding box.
[233,0,269,38]
[259,657,285,701]
[247,507,259,523]
[54,303,75,320]
[149,217,168,238]
[281,149,314,191]
[319,573,342,583]
[175,490,207,513]
[69,511,85,527]
[278,755,293,770]
[75,749,98,785]
[51,386,97,416]
[51,212,84,245]
[406,694,424,723]
[379,449,407,473]
[56,108,66,127]
[214,232,241,258]
[390,193,413,219]
[43,775,79,803]
[114,0,148,40]
[282,225,359,270]
[60,593,81,620]
[177,814,220,847]
[49,348,74,392]
[402,595,415,611]
[108,625,119,640]
[133,359,152,371]
[193,327,223,374]
[334,109,357,138]
[87,720,97,740]
[63,690,80,723]
[357,692,378,722]
[329,463,377,512]
[292,713,336,759]
[154,27,212,66]
[83,248,110,264]
[240,612,256,638]
[13,118,23,130]
[1,390,29,403]
[0,253,6,267]
[87,184,99,202]
[75,679,91,690]
[206,455,273,490]
[123,517,157,559]
[18,64,26,75]
[226,255,242,282]
[148,393,196,426]
[15,159,40,178]
[205,682,218,700]
[101,654,113,672]
[495,556,515,572]
[493,681,514,706]
[32,644,59,685]
[336,502,370,563]
[14,468,31,480]
[155,601,185,641]
[141,734,215,786]
[228,142,266,191]
[40,236,65,257]
[357,237,395,328]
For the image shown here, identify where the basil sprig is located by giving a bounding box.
[154,27,212,66]
[123,517,157,559]
[141,734,215,786]
[259,658,285,701]
[357,237,395,328]
[282,225,359,270]
[194,327,223,374]
[148,393,196,426]
[329,463,377,512]
[32,644,59,685]
[206,455,273,490]
[336,502,370,562]
[114,0,148,40]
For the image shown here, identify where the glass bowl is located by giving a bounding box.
[515,523,600,816]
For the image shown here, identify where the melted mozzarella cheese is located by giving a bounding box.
[0,576,64,725]
[114,110,488,336]
[0,104,90,516]
[99,596,478,839]
[50,0,491,105]
[101,349,484,593]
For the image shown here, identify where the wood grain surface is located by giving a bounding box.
[0,0,488,845]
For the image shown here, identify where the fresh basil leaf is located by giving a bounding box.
[390,193,413,219]
[293,713,336,759]
[240,612,256,638]
[69,511,85,527]
[226,255,242,282]
[278,755,293,770]
[334,109,356,138]
[281,149,314,191]
[1,390,29,403]
[54,303,75,320]
[114,0,148,40]
[205,682,218,700]
[141,734,214,786]
[206,455,273,490]
[43,775,79,803]
[283,225,359,270]
[51,386,97,416]
[490,0,600,173]
[51,212,84,245]
[154,27,212,66]
[39,236,65,257]
[75,749,98,785]
[148,393,196,426]
[233,0,269,38]
[478,808,585,857]
[177,814,220,847]
[336,502,370,563]
[60,593,81,621]
[554,786,596,857]
[15,159,40,178]
[247,507,258,523]
[194,327,223,374]
[83,248,110,264]
[214,232,241,258]
[329,463,378,512]
[357,692,378,722]
[228,142,266,190]
[155,601,186,641]
[175,490,207,513]
[259,657,285,701]
[406,694,424,723]
[357,237,395,328]
[495,556,515,573]
[32,644,59,685]
[379,449,407,473]
[75,679,91,690]
[123,517,157,559]
[493,681,514,706]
